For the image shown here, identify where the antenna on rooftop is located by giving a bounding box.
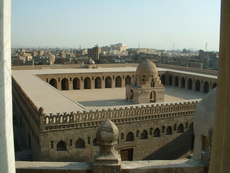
[205,42,208,52]
[138,42,140,49]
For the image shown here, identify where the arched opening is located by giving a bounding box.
[153,128,160,137]
[57,140,67,151]
[75,138,85,149]
[84,77,91,89]
[125,76,131,85]
[160,74,166,85]
[188,78,193,90]
[151,79,155,87]
[181,77,185,88]
[166,126,172,135]
[61,78,69,90]
[115,76,122,87]
[130,90,134,100]
[212,82,217,89]
[195,80,201,92]
[73,78,80,90]
[169,75,173,85]
[150,91,156,103]
[95,77,101,89]
[93,138,98,146]
[105,76,112,88]
[126,132,134,141]
[141,130,148,139]
[174,76,179,87]
[177,124,184,133]
[49,78,57,88]
[203,81,209,93]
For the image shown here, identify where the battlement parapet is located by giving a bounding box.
[42,99,200,131]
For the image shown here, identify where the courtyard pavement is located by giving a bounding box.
[61,86,207,109]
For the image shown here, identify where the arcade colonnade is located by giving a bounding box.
[40,71,217,94]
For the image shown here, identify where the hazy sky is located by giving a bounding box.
[12,0,221,50]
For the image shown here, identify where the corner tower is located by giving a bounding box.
[126,59,165,104]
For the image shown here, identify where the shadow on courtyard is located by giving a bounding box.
[144,131,194,160]
[79,99,134,107]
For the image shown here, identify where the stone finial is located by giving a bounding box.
[93,120,121,173]
[96,119,119,146]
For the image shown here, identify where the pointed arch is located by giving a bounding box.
[125,76,131,85]
[57,140,67,151]
[75,138,85,149]
[203,81,209,93]
[73,78,80,90]
[153,128,160,137]
[115,76,122,87]
[181,77,185,88]
[195,80,201,92]
[188,78,193,90]
[177,123,184,133]
[150,91,156,103]
[95,77,101,89]
[105,76,112,88]
[61,78,69,90]
[126,132,134,141]
[84,77,91,89]
[49,78,57,89]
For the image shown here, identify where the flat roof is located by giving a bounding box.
[12,67,216,114]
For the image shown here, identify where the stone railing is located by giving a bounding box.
[42,100,200,131]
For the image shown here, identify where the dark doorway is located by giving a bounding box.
[49,78,57,88]
[105,76,112,88]
[120,148,133,161]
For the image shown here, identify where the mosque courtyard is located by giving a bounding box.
[61,86,207,109]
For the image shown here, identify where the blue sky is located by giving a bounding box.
[12,0,221,50]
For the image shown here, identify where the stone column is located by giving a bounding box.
[112,77,116,88]
[0,0,16,172]
[57,78,61,90]
[69,78,73,90]
[80,78,84,90]
[121,77,125,88]
[101,78,105,89]
[209,0,230,172]
[91,77,95,89]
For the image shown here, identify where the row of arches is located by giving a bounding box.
[122,123,193,142]
[55,137,99,151]
[160,74,217,93]
[49,75,132,90]
[54,123,193,151]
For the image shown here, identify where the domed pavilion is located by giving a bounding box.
[126,59,165,104]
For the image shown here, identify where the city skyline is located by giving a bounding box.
[12,0,220,51]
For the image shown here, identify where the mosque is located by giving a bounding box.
[12,59,217,161]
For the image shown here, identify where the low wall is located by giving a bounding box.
[158,64,217,76]
[16,159,207,173]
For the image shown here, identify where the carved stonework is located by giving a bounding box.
[93,119,121,173]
